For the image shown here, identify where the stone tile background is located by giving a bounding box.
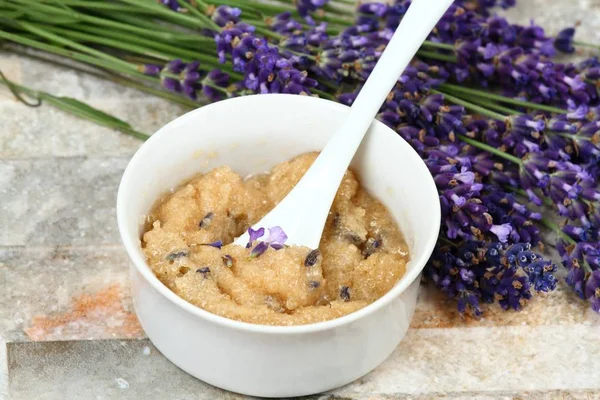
[1,1,600,399]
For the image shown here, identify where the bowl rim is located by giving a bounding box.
[117,93,440,335]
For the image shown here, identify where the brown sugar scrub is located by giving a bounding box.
[142,152,409,326]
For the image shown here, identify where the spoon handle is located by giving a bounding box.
[235,0,454,249]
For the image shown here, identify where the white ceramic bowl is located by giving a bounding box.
[117,94,440,398]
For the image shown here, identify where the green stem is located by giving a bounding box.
[416,50,458,63]
[511,187,552,207]
[253,24,284,41]
[0,30,156,83]
[439,83,568,114]
[42,99,150,140]
[432,89,507,121]
[66,23,214,52]
[540,219,593,273]
[101,77,199,109]
[206,0,352,25]
[449,91,521,115]
[8,47,201,108]
[113,0,214,29]
[17,21,141,71]
[314,13,354,25]
[311,88,335,100]
[421,41,455,51]
[0,72,149,140]
[554,132,595,141]
[316,78,339,91]
[539,218,585,253]
[3,28,219,104]
[192,0,210,12]
[201,79,231,96]
[585,78,600,87]
[266,0,355,18]
[457,134,523,165]
[513,191,594,273]
[35,24,171,62]
[573,40,600,50]
[470,98,520,115]
[8,18,243,79]
[28,22,225,69]
[322,2,356,17]
[320,8,355,23]
[0,69,40,106]
[539,218,575,245]
[34,0,150,13]
[6,0,203,43]
[85,10,197,44]
[439,236,458,247]
[201,0,268,16]
[77,11,213,47]
[176,0,221,31]
[214,0,297,14]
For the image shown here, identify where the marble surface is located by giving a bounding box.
[2,1,600,399]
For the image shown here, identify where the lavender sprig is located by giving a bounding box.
[427,241,557,316]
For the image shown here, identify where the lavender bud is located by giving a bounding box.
[340,286,351,302]
[304,249,320,267]
[166,250,188,261]
[222,255,234,267]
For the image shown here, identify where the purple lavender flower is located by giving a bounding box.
[296,0,329,25]
[211,5,241,27]
[566,263,586,299]
[196,267,211,277]
[202,69,230,102]
[510,246,558,292]
[161,0,182,12]
[202,241,223,249]
[181,61,203,100]
[454,0,516,16]
[214,22,255,64]
[357,2,388,18]
[268,12,303,35]
[165,59,185,74]
[143,59,206,100]
[516,23,556,57]
[162,77,181,93]
[266,226,288,249]
[214,25,317,95]
[249,241,269,258]
[431,9,594,107]
[246,227,265,248]
[490,223,512,243]
[142,64,161,76]
[426,241,555,316]
[554,27,576,54]
[495,266,532,311]
[247,226,288,258]
[585,270,600,312]
[509,115,545,133]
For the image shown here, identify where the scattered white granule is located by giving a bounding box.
[116,378,129,389]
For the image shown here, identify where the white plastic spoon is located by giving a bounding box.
[235,0,454,249]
